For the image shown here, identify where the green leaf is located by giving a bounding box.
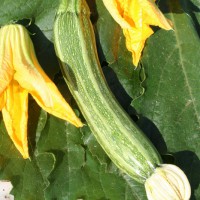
[133,1,200,199]
[35,112,146,200]
[0,118,55,199]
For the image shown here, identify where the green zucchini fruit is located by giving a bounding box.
[53,0,162,184]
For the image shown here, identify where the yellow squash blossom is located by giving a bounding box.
[102,0,173,66]
[0,24,83,159]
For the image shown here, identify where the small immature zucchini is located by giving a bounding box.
[53,0,162,184]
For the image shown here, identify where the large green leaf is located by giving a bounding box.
[35,110,146,200]
[0,0,199,199]
[0,118,55,200]
[133,1,200,199]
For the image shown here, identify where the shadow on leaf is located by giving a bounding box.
[136,116,168,155]
[159,0,200,38]
[174,151,200,200]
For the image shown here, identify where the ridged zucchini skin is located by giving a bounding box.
[54,0,162,183]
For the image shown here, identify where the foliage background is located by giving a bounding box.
[0,0,199,199]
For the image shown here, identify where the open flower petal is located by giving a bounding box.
[102,0,131,29]
[140,0,173,30]
[123,25,153,66]
[2,80,29,159]
[0,92,5,110]
[31,76,83,127]
[102,0,173,66]
[4,25,54,108]
[6,24,83,127]
[0,26,14,94]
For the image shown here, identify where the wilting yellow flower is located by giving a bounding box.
[0,24,83,159]
[102,0,173,66]
[145,164,191,200]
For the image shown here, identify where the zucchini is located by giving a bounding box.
[54,0,161,183]
[54,0,191,199]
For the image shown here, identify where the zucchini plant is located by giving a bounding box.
[54,0,191,199]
